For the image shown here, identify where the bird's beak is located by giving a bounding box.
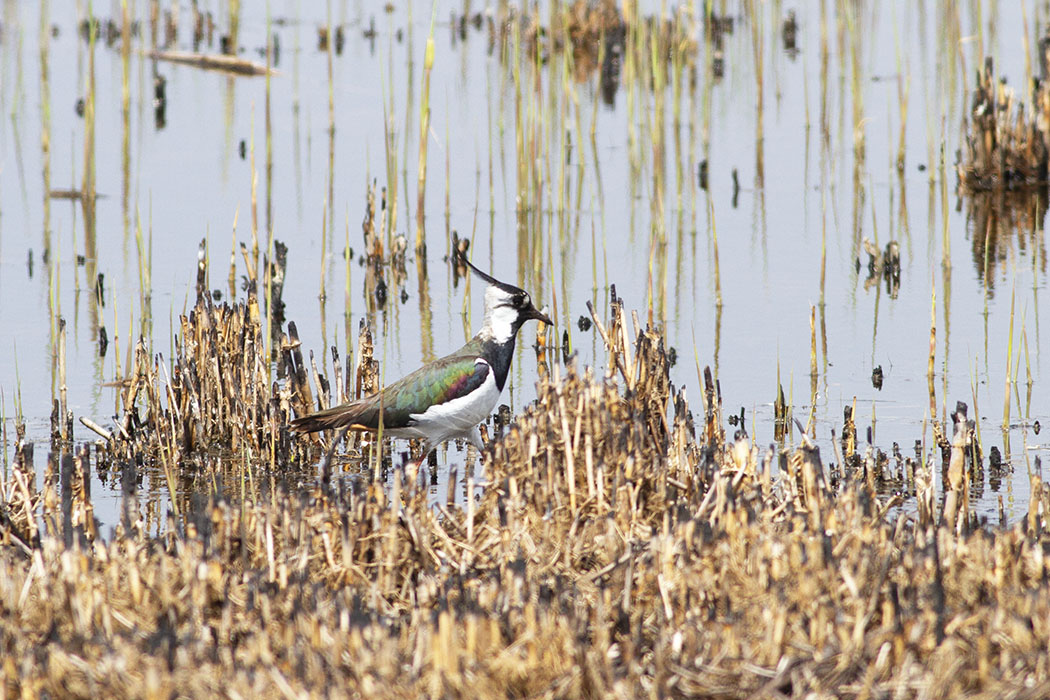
[528,303,553,327]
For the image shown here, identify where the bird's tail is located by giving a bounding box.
[290,400,370,433]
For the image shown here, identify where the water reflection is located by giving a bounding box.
[964,188,1048,294]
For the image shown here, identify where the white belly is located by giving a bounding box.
[408,368,501,442]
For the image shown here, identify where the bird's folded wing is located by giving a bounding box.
[290,354,490,432]
[394,355,491,419]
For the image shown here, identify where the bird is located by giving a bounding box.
[290,254,552,466]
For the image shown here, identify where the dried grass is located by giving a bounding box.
[487,0,697,92]
[3,261,1050,698]
[958,52,1050,190]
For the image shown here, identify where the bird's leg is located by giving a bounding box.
[319,425,352,492]
[468,425,485,452]
[465,425,487,471]
[398,450,421,497]
[404,440,433,491]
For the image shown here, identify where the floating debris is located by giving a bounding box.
[146,49,274,76]
[48,189,86,200]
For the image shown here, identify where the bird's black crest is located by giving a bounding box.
[454,250,527,296]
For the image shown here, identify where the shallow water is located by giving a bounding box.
[1,1,1047,529]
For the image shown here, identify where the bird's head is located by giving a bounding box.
[458,254,552,343]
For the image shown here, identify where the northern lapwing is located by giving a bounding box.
[290,255,552,465]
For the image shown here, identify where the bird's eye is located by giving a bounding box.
[515,294,526,308]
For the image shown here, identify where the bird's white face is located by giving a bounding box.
[480,285,531,343]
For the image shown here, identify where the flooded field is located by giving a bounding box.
[0,1,1046,524]
[3,1,1050,696]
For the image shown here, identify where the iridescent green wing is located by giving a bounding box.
[289,341,490,433]
[376,353,490,426]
